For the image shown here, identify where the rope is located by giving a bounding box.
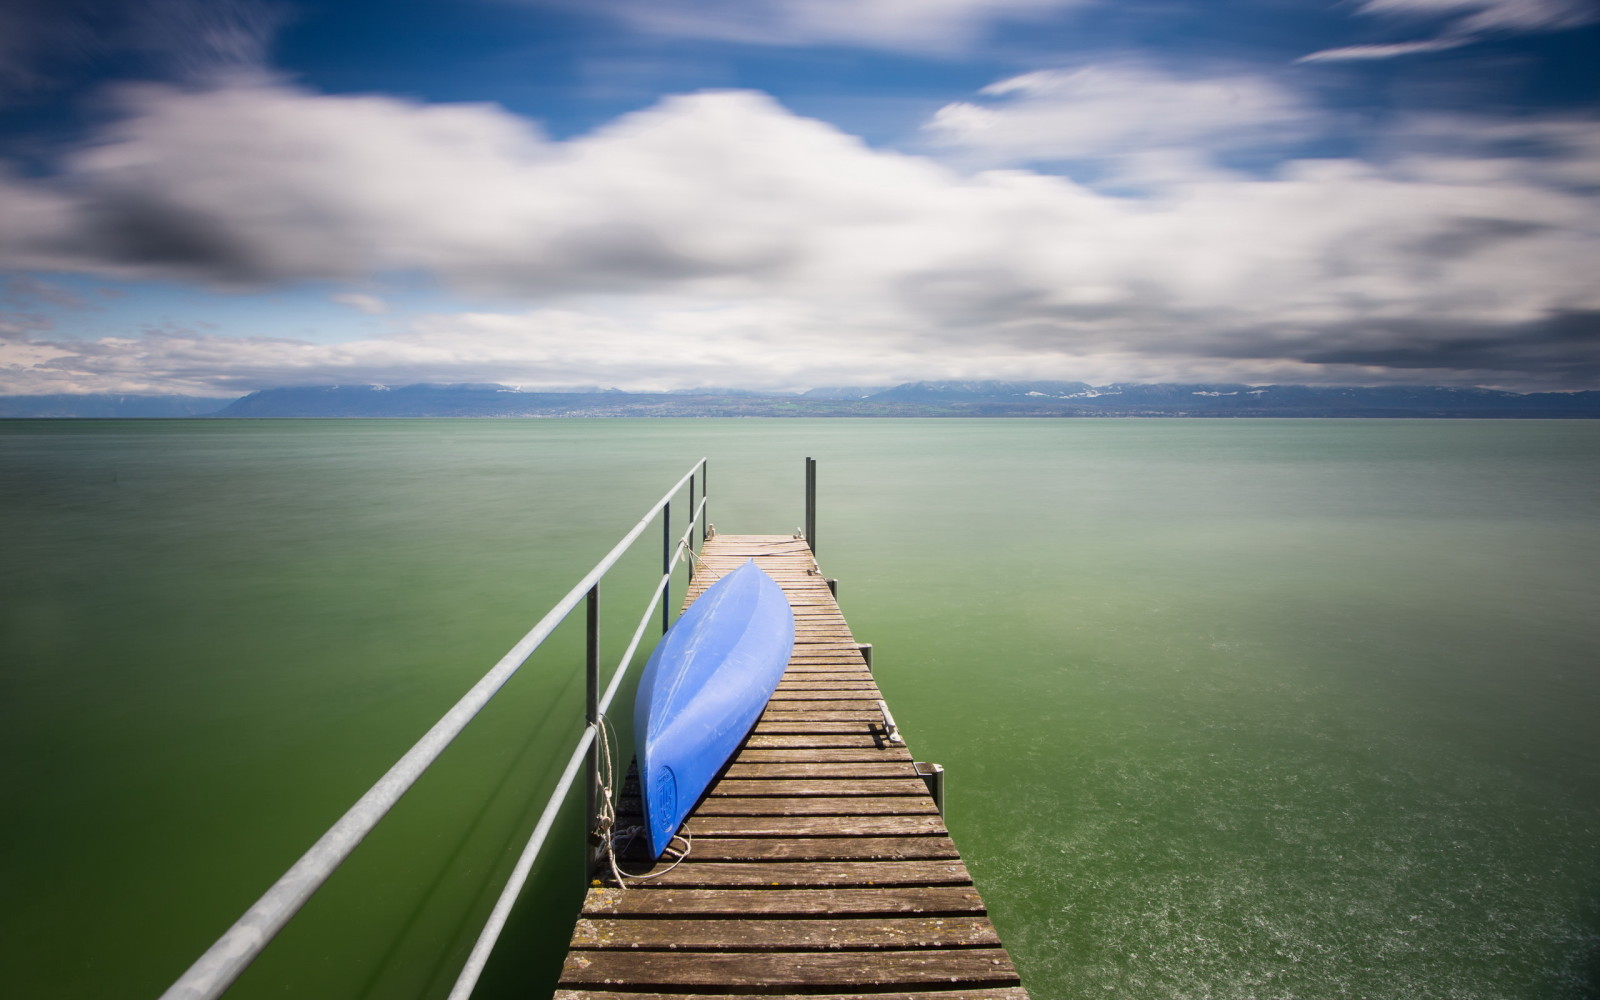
[679,537,720,584]
[592,713,694,888]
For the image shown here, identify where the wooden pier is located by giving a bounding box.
[555,534,1029,999]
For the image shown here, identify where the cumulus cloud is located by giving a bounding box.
[923,63,1315,169]
[548,0,1089,53]
[1305,0,1597,61]
[2,77,1599,392]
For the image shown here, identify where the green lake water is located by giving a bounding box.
[3,418,1597,999]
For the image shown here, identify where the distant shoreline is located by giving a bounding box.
[5,380,1600,419]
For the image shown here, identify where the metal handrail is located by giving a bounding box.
[161,460,709,1000]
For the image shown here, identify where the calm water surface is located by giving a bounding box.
[3,419,1597,999]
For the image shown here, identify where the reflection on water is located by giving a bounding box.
[3,418,1597,998]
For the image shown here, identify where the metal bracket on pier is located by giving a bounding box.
[915,761,946,816]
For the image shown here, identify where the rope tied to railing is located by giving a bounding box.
[592,713,692,888]
[679,535,721,585]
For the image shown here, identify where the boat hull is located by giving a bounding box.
[633,559,794,857]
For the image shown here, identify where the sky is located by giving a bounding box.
[0,0,1596,396]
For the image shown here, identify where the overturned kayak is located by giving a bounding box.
[634,559,795,858]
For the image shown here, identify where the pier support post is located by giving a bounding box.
[804,457,817,556]
[915,761,946,816]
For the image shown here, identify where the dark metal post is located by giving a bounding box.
[804,457,817,556]
[688,475,697,582]
[585,585,600,867]
[662,501,672,634]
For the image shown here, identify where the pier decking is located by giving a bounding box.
[555,534,1029,999]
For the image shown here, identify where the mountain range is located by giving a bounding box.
[5,381,1600,418]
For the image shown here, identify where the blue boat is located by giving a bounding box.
[634,559,795,858]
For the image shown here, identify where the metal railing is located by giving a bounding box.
[161,459,710,1000]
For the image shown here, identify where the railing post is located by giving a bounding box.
[702,461,710,542]
[662,501,672,634]
[585,584,600,869]
[805,457,817,556]
[688,475,697,582]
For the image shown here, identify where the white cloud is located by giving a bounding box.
[1354,0,1598,33]
[1297,38,1472,63]
[923,63,1315,167]
[1305,0,1598,61]
[555,0,1088,53]
[2,78,1598,393]
[332,292,388,315]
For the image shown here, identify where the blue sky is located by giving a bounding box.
[1,0,1596,395]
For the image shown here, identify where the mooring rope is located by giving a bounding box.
[679,536,720,585]
[593,713,693,888]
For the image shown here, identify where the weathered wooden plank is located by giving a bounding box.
[743,733,894,749]
[777,664,873,673]
[691,795,940,816]
[682,813,947,838]
[732,748,914,764]
[622,860,972,888]
[709,777,929,797]
[556,990,1031,1000]
[569,915,1000,951]
[723,762,917,779]
[777,667,873,676]
[784,643,872,652]
[750,721,889,736]
[768,691,882,703]
[773,685,877,694]
[759,710,885,722]
[675,836,960,862]
[783,650,868,657]
[581,886,988,918]
[559,948,1020,990]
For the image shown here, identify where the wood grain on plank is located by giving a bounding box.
[722,762,916,779]
[732,748,914,764]
[708,778,930,797]
[580,886,988,918]
[569,916,1000,951]
[556,990,1031,1000]
[559,948,1021,990]
[620,860,973,888]
[675,836,960,862]
[682,813,947,838]
[690,796,940,816]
